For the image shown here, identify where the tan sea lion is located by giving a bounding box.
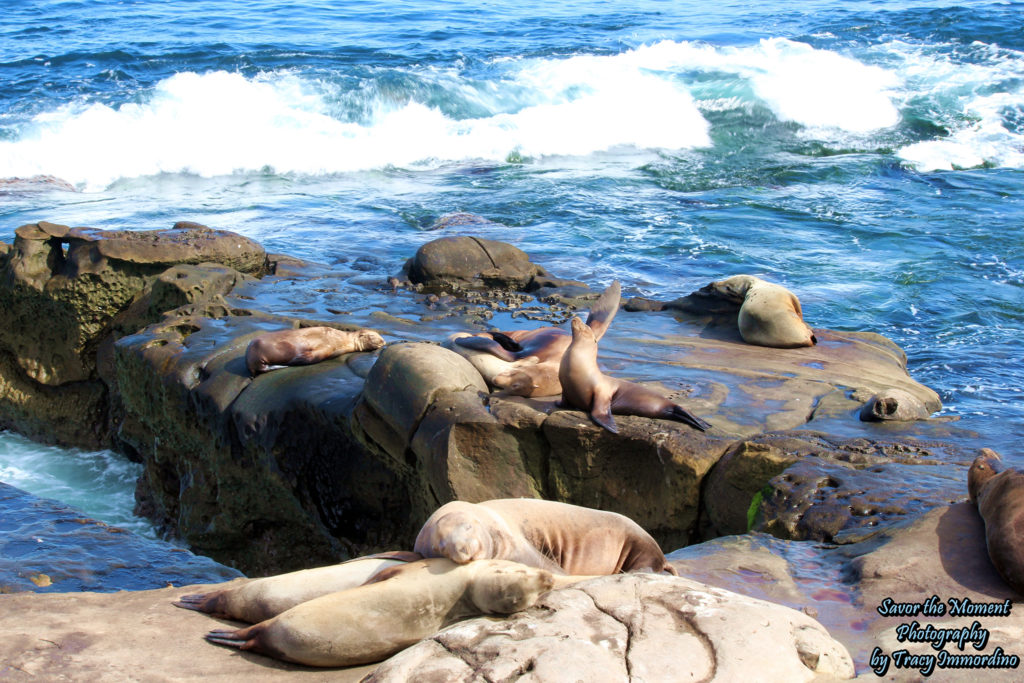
[559,316,711,434]
[173,551,420,623]
[245,326,385,376]
[451,280,621,396]
[414,498,678,576]
[707,274,816,348]
[204,558,582,667]
[968,448,1024,594]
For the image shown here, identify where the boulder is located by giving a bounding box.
[366,573,855,682]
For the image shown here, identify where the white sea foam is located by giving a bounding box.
[1,36,1020,186]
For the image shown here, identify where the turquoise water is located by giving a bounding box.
[1,1,1022,586]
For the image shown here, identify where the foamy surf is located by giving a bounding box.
[1,36,1022,188]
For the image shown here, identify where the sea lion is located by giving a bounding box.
[204,558,580,667]
[968,448,1024,594]
[173,551,420,624]
[707,274,816,348]
[859,388,932,422]
[451,280,621,396]
[414,498,678,576]
[558,316,711,434]
[245,326,385,376]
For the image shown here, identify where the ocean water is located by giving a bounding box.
[1,1,1022,586]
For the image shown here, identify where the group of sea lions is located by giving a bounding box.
[176,498,675,667]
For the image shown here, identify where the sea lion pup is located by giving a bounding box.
[707,274,816,348]
[414,498,678,576]
[173,551,420,624]
[452,280,621,396]
[559,316,711,434]
[968,448,1024,594]
[245,326,385,376]
[204,558,583,667]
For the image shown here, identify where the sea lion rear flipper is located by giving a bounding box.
[490,331,524,352]
[670,405,712,432]
[205,628,255,650]
[585,280,621,341]
[453,336,518,361]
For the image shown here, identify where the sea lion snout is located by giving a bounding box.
[437,521,486,563]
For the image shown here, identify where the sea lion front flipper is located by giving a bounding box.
[453,335,518,361]
[670,405,712,432]
[589,385,618,434]
[585,280,621,341]
[174,593,219,613]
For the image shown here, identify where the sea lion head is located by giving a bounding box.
[569,316,595,342]
[710,274,759,303]
[491,368,534,395]
[355,329,386,351]
[968,448,1003,505]
[430,510,492,563]
[467,560,555,614]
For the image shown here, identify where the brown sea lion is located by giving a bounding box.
[414,498,678,576]
[968,448,1024,594]
[173,551,420,624]
[559,316,711,434]
[859,388,932,422]
[204,558,583,667]
[707,274,816,348]
[245,326,385,376]
[451,280,621,396]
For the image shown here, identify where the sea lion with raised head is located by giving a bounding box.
[859,388,932,422]
[707,274,816,348]
[245,326,385,376]
[414,498,678,576]
[451,280,621,396]
[204,558,583,667]
[174,551,420,624]
[968,448,1024,594]
[559,316,711,434]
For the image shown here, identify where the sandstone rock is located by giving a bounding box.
[367,573,855,682]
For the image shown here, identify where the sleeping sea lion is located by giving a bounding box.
[968,448,1024,594]
[204,558,585,667]
[558,316,711,434]
[707,274,816,348]
[451,280,621,396]
[414,498,678,576]
[245,326,385,376]
[173,551,420,623]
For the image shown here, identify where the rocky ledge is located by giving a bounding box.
[0,217,976,576]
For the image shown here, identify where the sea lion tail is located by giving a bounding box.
[670,406,712,431]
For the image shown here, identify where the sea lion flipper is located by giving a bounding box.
[585,280,621,341]
[453,335,518,361]
[205,629,252,649]
[173,593,214,612]
[670,405,712,432]
[490,331,524,352]
[590,385,618,433]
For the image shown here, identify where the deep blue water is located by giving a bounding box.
[0,0,1022,587]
